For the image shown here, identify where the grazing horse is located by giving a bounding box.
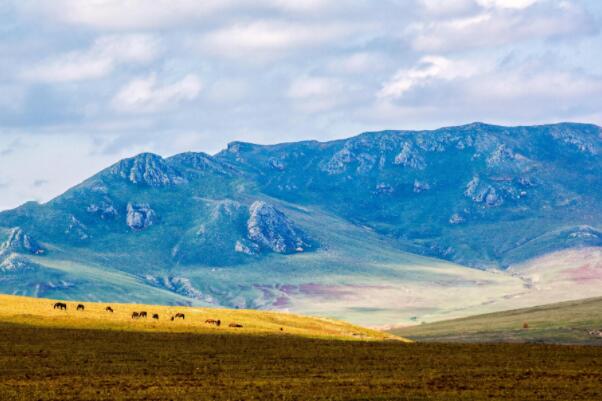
[105,306,114,313]
[174,313,185,320]
[139,311,147,318]
[229,323,243,328]
[53,302,67,310]
[205,319,221,326]
[76,304,85,311]
[152,313,159,320]
[132,312,139,319]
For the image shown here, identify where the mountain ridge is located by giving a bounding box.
[0,122,601,325]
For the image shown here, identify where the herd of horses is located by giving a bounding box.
[52,302,244,328]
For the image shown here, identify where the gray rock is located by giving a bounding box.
[269,158,286,171]
[413,180,431,193]
[449,213,464,225]
[394,142,426,169]
[126,203,156,231]
[234,240,260,255]
[247,201,311,254]
[86,198,118,220]
[0,228,45,256]
[65,215,89,240]
[0,254,37,273]
[375,183,394,194]
[111,153,186,187]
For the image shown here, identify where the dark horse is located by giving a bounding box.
[105,306,114,313]
[139,311,147,318]
[152,313,159,320]
[229,323,243,328]
[174,313,185,320]
[76,304,85,311]
[53,302,67,310]
[131,312,139,319]
[205,319,221,326]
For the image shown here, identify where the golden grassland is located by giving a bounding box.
[0,294,404,341]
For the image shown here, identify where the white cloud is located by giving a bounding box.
[199,20,355,59]
[26,0,229,30]
[374,54,602,128]
[409,1,595,52]
[112,74,202,113]
[21,35,159,82]
[23,0,338,30]
[379,56,480,99]
[477,0,538,9]
[287,76,350,112]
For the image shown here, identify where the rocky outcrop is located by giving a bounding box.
[111,153,186,187]
[413,180,430,193]
[0,254,37,272]
[394,142,426,169]
[86,198,118,219]
[464,176,503,207]
[126,203,156,231]
[65,215,89,241]
[167,152,234,176]
[234,239,260,255]
[0,228,45,256]
[449,213,464,225]
[247,201,311,254]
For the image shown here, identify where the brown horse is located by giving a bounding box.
[205,319,221,326]
[229,323,243,328]
[105,306,114,313]
[131,312,139,319]
[139,311,147,318]
[76,304,85,311]
[53,302,67,310]
[152,313,159,320]
[174,313,185,320]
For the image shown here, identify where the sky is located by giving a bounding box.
[1,0,602,211]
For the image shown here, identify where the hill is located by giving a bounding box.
[390,296,602,345]
[0,294,402,341]
[0,122,601,325]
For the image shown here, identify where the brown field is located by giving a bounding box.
[1,322,601,400]
[0,295,601,400]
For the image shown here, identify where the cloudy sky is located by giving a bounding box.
[1,0,601,210]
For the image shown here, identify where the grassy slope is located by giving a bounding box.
[0,294,405,342]
[8,200,529,327]
[391,296,602,345]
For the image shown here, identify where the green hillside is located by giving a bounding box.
[391,297,602,345]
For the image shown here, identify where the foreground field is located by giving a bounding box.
[0,294,399,341]
[391,297,602,345]
[0,322,601,400]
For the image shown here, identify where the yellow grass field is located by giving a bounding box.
[0,294,405,342]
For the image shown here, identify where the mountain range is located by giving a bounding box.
[1,122,601,326]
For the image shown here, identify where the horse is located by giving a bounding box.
[205,319,221,326]
[53,302,67,310]
[105,306,114,313]
[132,312,139,319]
[152,313,159,320]
[229,323,243,328]
[139,311,147,318]
[76,304,85,311]
[174,313,185,320]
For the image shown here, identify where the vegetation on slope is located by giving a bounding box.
[391,296,602,345]
[0,294,402,341]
